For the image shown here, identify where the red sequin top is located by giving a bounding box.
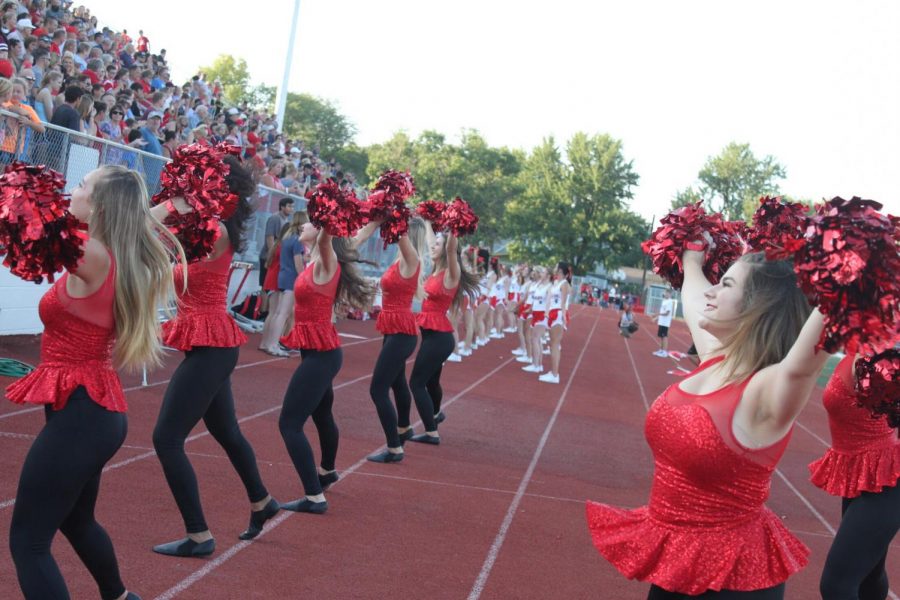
[377,262,419,336]
[808,354,900,498]
[6,253,126,413]
[162,248,247,351]
[586,357,808,595]
[280,262,341,351]
[416,270,458,333]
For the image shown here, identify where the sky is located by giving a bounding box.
[85,0,900,223]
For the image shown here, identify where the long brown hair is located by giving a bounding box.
[89,166,186,370]
[718,252,812,382]
[433,234,480,310]
[333,237,376,310]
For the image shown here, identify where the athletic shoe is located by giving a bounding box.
[489,333,504,339]
[458,341,466,349]
[538,372,560,384]
[503,327,517,333]
[459,348,472,357]
[447,353,462,362]
[478,337,490,345]
[542,348,551,355]
[511,348,525,356]
[516,356,532,363]
[522,364,542,373]
[654,350,668,358]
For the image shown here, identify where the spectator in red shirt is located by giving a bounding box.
[136,30,149,53]
[0,43,14,78]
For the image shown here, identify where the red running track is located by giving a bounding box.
[0,305,897,599]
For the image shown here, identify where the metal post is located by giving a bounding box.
[276,0,301,132]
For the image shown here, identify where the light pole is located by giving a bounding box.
[276,0,301,132]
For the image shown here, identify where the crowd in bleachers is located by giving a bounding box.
[0,0,358,193]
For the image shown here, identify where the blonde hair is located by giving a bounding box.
[717,253,812,382]
[432,233,480,310]
[0,78,12,99]
[88,166,186,371]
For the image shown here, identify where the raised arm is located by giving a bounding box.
[351,220,379,250]
[313,230,337,285]
[681,249,720,361]
[444,234,460,288]
[397,233,419,279]
[750,310,829,430]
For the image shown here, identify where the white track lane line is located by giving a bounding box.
[467,312,600,600]
[154,354,518,600]
[623,326,900,600]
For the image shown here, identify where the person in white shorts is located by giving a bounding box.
[653,289,675,357]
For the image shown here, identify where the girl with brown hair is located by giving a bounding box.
[587,243,832,599]
[278,225,376,513]
[7,166,184,600]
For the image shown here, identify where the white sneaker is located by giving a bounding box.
[503,327,517,333]
[478,337,490,345]
[459,348,472,357]
[542,348,551,355]
[458,341,466,349]
[654,350,668,358]
[539,372,560,384]
[511,348,525,356]
[447,353,462,362]
[522,364,542,372]
[489,333,504,339]
[516,356,532,363]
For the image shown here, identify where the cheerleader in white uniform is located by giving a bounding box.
[539,262,572,384]
[523,267,552,374]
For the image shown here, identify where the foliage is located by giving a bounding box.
[200,54,252,107]
[696,142,786,221]
[246,83,276,112]
[505,134,647,274]
[282,93,357,156]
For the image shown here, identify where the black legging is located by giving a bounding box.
[279,348,342,496]
[370,333,417,447]
[408,328,454,433]
[648,583,785,599]
[10,387,128,600]
[820,479,900,600]
[153,346,269,534]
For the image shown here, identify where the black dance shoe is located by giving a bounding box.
[409,433,441,445]
[125,593,141,600]
[434,411,446,425]
[239,498,280,540]
[152,537,215,558]
[318,471,339,491]
[398,428,415,444]
[367,450,404,463]
[280,498,328,514]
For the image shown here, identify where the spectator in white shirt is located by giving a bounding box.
[651,289,676,357]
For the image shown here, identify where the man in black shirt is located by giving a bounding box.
[46,86,85,171]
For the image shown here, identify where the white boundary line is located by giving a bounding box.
[154,355,518,600]
[467,313,600,600]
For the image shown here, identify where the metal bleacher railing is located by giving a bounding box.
[0,107,397,291]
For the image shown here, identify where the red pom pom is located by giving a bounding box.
[641,201,744,289]
[307,180,365,237]
[746,196,809,260]
[855,350,900,428]
[793,197,900,354]
[441,197,478,237]
[415,200,446,232]
[365,171,415,247]
[152,143,241,261]
[0,162,87,283]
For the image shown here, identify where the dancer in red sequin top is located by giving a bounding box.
[587,246,832,599]
[278,224,375,514]
[352,217,428,462]
[150,156,279,559]
[7,166,183,600]
[809,353,900,599]
[404,219,481,445]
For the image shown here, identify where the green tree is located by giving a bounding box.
[670,186,702,211]
[505,133,646,274]
[333,143,370,185]
[697,142,786,221]
[200,54,252,106]
[283,93,357,155]
[366,130,523,246]
[246,83,276,112]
